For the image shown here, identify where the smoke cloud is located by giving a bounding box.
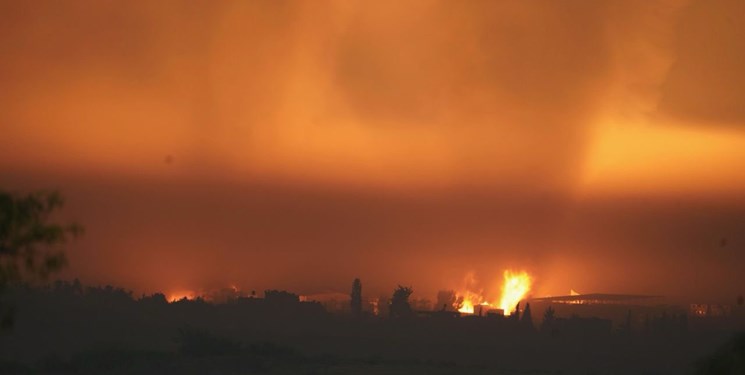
[1,0,744,303]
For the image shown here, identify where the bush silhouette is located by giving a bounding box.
[390,285,414,318]
[0,190,82,329]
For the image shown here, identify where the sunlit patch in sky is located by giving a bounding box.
[582,122,745,195]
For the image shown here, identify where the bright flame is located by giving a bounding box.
[456,272,484,314]
[455,270,533,316]
[458,299,475,314]
[498,270,532,315]
[457,298,494,314]
[570,289,580,296]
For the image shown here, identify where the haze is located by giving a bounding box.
[1,0,744,303]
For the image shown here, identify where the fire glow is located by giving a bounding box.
[456,270,532,316]
[167,290,196,302]
[457,290,486,315]
[498,270,532,315]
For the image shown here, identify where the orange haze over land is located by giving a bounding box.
[2,0,744,303]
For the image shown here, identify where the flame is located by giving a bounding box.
[498,270,532,315]
[458,299,475,314]
[457,292,486,314]
[455,269,532,316]
[456,272,484,314]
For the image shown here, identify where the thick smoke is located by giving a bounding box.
[2,1,744,302]
[0,0,690,189]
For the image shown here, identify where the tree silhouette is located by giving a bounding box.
[541,306,556,335]
[521,302,534,330]
[350,278,362,317]
[389,285,413,318]
[511,302,521,321]
[0,190,82,329]
[436,290,458,311]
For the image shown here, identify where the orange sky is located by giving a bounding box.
[1,0,744,303]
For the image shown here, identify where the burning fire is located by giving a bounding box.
[456,272,485,314]
[458,302,473,314]
[498,270,532,315]
[457,290,486,314]
[455,269,532,316]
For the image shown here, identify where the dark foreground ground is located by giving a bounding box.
[2,331,744,375]
[1,287,743,374]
